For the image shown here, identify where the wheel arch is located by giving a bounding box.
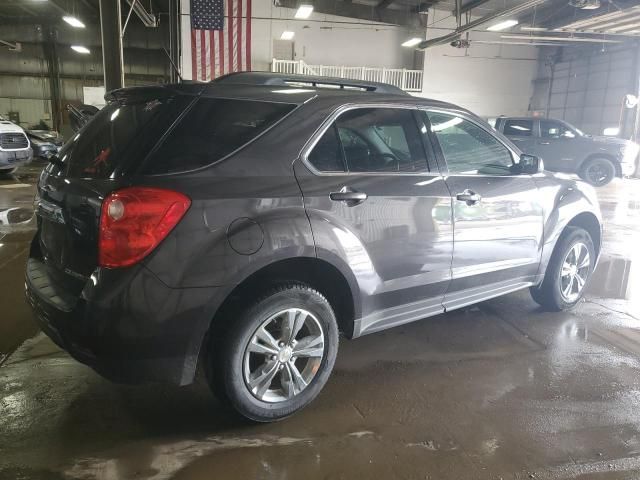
[206,256,358,345]
[565,211,602,257]
[580,153,621,178]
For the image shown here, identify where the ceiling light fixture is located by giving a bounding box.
[401,37,422,47]
[487,19,519,31]
[71,45,90,54]
[521,26,548,31]
[280,31,295,40]
[294,5,314,19]
[63,16,85,28]
[501,34,621,43]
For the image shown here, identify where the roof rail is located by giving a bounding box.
[213,72,408,95]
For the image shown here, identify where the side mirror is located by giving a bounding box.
[519,154,544,174]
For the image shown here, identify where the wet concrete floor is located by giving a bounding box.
[1,166,640,479]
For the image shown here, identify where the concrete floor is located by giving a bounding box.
[1,165,640,480]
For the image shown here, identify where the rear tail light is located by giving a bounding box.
[99,187,191,268]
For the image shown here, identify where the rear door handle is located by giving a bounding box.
[330,188,367,206]
[456,190,481,206]
[538,141,551,145]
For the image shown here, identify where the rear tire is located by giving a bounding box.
[580,157,615,187]
[530,227,595,311]
[206,284,339,422]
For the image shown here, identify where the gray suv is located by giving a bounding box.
[26,73,602,422]
[494,116,638,186]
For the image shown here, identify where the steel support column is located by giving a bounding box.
[42,25,63,132]
[99,0,125,92]
[168,0,180,83]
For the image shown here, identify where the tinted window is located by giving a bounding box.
[336,108,427,173]
[61,96,190,178]
[427,112,514,175]
[540,120,575,138]
[144,98,296,174]
[308,125,345,172]
[503,119,533,136]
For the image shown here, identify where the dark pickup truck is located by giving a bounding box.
[493,116,638,186]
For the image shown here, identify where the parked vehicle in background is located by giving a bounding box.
[0,116,33,175]
[493,116,639,187]
[26,130,64,160]
[26,73,602,422]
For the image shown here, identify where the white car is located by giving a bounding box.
[0,116,33,175]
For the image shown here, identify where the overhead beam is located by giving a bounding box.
[376,0,395,9]
[277,0,418,26]
[418,0,547,49]
[457,0,491,15]
[123,0,158,28]
[0,39,20,50]
[541,0,640,31]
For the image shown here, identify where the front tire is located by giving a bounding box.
[207,284,339,422]
[580,157,616,187]
[530,227,595,311]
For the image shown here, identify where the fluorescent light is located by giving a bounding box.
[294,5,314,19]
[71,45,90,54]
[62,16,85,28]
[521,26,548,31]
[603,127,620,136]
[280,31,295,40]
[401,37,422,47]
[487,19,519,31]
[501,34,621,43]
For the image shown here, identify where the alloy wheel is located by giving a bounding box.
[585,162,612,186]
[243,308,325,403]
[559,242,590,302]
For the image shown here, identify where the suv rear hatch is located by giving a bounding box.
[34,88,196,296]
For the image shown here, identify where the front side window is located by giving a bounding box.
[503,119,534,136]
[307,108,429,173]
[540,120,575,139]
[427,111,514,176]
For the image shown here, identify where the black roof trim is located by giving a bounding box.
[213,72,409,96]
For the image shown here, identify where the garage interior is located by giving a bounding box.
[1,0,640,478]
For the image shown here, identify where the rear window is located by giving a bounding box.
[142,98,296,174]
[60,96,190,179]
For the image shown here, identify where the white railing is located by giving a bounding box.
[271,59,423,93]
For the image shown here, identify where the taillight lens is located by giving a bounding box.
[99,187,191,268]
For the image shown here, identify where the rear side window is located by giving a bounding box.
[308,108,429,173]
[144,98,296,174]
[61,96,190,178]
[503,119,534,136]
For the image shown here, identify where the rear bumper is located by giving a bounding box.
[0,148,33,169]
[25,254,220,385]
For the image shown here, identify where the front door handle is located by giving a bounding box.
[456,189,481,206]
[330,187,368,206]
[538,141,551,145]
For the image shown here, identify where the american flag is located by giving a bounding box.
[190,0,252,81]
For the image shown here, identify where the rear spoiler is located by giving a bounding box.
[214,72,409,96]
